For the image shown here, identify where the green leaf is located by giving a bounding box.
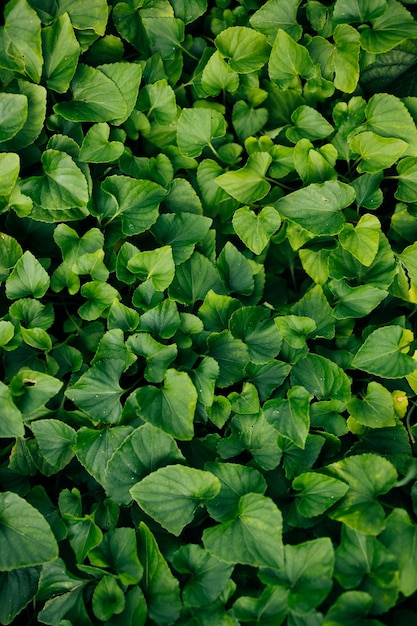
[352,325,417,378]
[74,426,132,486]
[264,386,311,449]
[127,332,176,383]
[170,0,207,23]
[329,279,388,319]
[97,61,143,125]
[275,180,354,236]
[169,251,225,305]
[57,0,108,35]
[0,95,27,143]
[323,590,375,625]
[171,543,233,608]
[79,123,124,163]
[333,0,387,23]
[140,11,185,60]
[291,353,351,405]
[0,320,14,347]
[203,493,284,568]
[78,280,120,320]
[293,139,338,185]
[42,12,81,93]
[215,26,270,73]
[201,50,240,97]
[0,81,46,151]
[65,358,125,424]
[128,246,175,291]
[131,465,220,536]
[9,368,63,418]
[250,0,303,45]
[287,106,334,143]
[338,213,380,266]
[0,381,24,438]
[137,522,182,625]
[217,242,254,296]
[292,472,349,517]
[334,526,400,614]
[21,149,89,222]
[207,330,249,388]
[177,108,227,157]
[232,585,288,625]
[325,453,398,534]
[31,419,76,472]
[215,152,272,204]
[205,461,266,522]
[395,157,417,202]
[92,575,125,621]
[333,24,361,93]
[269,28,315,90]
[0,567,40,626]
[365,93,417,156]
[0,491,58,570]
[105,423,185,505]
[233,205,281,255]
[293,285,336,339]
[349,131,407,173]
[135,368,197,440]
[347,382,396,428]
[98,175,166,236]
[380,508,417,597]
[360,0,417,54]
[152,212,211,264]
[137,79,176,125]
[89,527,143,586]
[6,250,49,299]
[260,537,335,614]
[54,63,128,123]
[4,0,43,83]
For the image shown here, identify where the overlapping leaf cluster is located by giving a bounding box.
[2,0,417,623]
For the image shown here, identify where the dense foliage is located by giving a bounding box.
[2,0,417,623]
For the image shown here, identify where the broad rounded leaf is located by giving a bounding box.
[131,465,220,536]
[352,325,417,378]
[215,26,270,73]
[6,251,50,299]
[292,472,349,517]
[233,205,281,255]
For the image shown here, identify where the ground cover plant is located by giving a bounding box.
[3,0,417,623]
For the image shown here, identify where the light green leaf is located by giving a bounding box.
[201,50,240,97]
[128,246,175,291]
[274,180,354,236]
[0,320,14,347]
[287,106,334,143]
[293,139,337,185]
[365,92,417,156]
[325,453,398,534]
[177,108,227,157]
[228,382,260,415]
[104,423,185,505]
[329,279,388,319]
[292,472,349,517]
[79,123,124,163]
[57,0,108,35]
[250,0,302,45]
[269,28,315,89]
[232,101,269,143]
[203,493,284,568]
[135,368,197,440]
[9,368,63,418]
[215,26,270,73]
[137,522,181,624]
[360,0,417,54]
[127,332,177,382]
[0,381,24,438]
[42,12,80,93]
[349,131,407,173]
[352,325,417,378]
[380,508,417,597]
[170,0,207,23]
[215,152,272,204]
[6,250,50,299]
[0,491,58,570]
[137,79,177,125]
[338,213,380,266]
[171,543,233,608]
[78,280,119,320]
[131,465,220,536]
[65,358,125,424]
[292,284,335,339]
[233,205,281,255]
[396,157,417,202]
[31,419,76,472]
[264,386,311,449]
[4,0,42,83]
[0,95,27,143]
[98,175,166,236]
[274,315,317,349]
[98,61,142,125]
[333,24,361,93]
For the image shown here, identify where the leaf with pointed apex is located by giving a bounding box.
[352,325,417,378]
[269,29,315,89]
[264,386,311,449]
[215,152,272,204]
[233,205,281,255]
[215,26,270,73]
[177,108,227,157]
[292,472,350,517]
[79,123,124,163]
